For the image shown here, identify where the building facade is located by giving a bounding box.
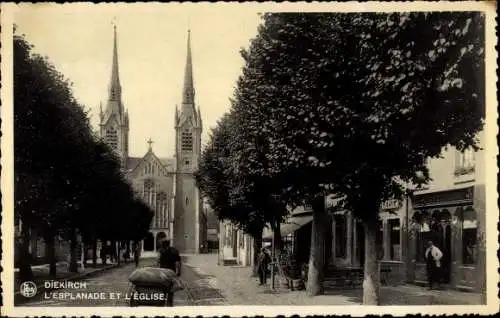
[407,130,486,292]
[99,26,205,254]
[257,131,485,292]
[219,220,254,267]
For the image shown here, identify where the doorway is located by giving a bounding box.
[431,210,452,284]
[232,230,238,258]
[143,233,154,251]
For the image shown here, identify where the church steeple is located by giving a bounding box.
[182,30,195,106]
[100,22,128,166]
[109,24,122,104]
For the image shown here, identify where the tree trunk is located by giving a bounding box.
[45,235,57,277]
[363,220,380,305]
[306,196,326,296]
[69,229,78,273]
[272,218,285,276]
[252,229,263,277]
[114,240,121,266]
[92,239,97,266]
[18,221,34,281]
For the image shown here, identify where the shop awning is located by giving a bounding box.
[262,215,313,240]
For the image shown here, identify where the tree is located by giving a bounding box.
[195,112,280,275]
[245,12,484,302]
[14,31,155,276]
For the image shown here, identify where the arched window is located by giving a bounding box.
[144,179,155,204]
[157,192,168,228]
[181,129,193,151]
[105,127,118,150]
[461,207,477,264]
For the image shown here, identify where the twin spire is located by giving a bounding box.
[105,24,199,129]
[182,30,195,105]
[109,24,122,102]
[108,25,195,107]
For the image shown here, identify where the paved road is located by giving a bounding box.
[20,257,225,307]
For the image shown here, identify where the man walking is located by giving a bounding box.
[424,240,443,289]
[133,243,140,268]
[257,247,271,285]
[157,240,181,307]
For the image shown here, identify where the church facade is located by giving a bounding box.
[99,26,206,254]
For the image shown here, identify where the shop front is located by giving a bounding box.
[408,185,486,292]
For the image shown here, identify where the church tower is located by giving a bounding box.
[173,30,203,253]
[100,24,129,167]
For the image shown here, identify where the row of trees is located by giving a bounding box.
[14,30,154,280]
[196,12,484,304]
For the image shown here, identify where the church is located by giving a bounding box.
[99,25,206,255]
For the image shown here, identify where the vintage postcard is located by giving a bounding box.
[1,1,498,317]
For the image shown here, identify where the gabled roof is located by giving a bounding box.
[126,157,142,172]
[126,151,175,176]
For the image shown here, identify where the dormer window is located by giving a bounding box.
[181,129,193,151]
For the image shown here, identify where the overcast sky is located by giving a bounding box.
[14,4,262,158]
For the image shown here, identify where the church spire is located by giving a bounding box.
[182,30,195,105]
[109,23,122,102]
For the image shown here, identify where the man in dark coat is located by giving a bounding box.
[133,243,140,267]
[257,247,272,285]
[157,240,181,307]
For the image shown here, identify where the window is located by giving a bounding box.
[283,233,295,255]
[462,207,477,264]
[181,129,193,151]
[185,197,189,206]
[239,232,244,248]
[143,179,155,205]
[388,219,401,260]
[105,128,118,150]
[455,148,475,176]
[185,160,190,166]
[334,215,346,258]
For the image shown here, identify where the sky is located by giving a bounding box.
[14,3,263,158]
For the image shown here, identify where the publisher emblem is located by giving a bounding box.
[20,281,37,298]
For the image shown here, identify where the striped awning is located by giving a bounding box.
[262,215,313,240]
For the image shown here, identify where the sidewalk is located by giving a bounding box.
[182,254,484,306]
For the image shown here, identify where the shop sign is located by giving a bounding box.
[325,194,346,210]
[413,187,474,208]
[381,199,402,210]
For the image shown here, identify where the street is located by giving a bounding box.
[21,257,226,307]
[17,253,484,307]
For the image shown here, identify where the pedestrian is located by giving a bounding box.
[257,247,271,286]
[123,248,130,263]
[133,244,140,268]
[424,240,443,290]
[157,240,181,307]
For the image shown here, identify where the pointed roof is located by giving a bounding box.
[182,30,195,105]
[109,24,122,102]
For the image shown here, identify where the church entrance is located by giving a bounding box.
[144,233,154,251]
[156,232,167,250]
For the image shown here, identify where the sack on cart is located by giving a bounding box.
[129,267,184,292]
